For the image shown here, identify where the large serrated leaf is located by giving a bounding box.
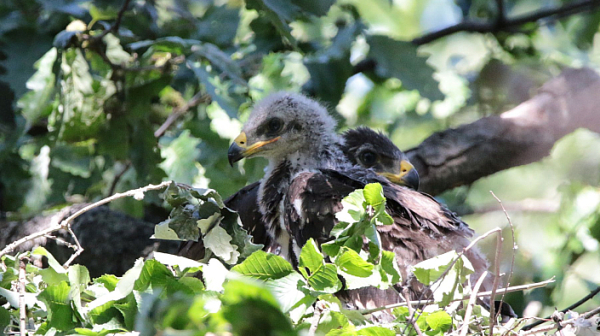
[232,250,294,280]
[335,247,374,278]
[204,224,240,264]
[38,281,76,331]
[264,272,309,312]
[86,258,144,311]
[307,263,341,293]
[299,238,324,276]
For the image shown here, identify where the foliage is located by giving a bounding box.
[0,0,600,332]
[1,184,498,335]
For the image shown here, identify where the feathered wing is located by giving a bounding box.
[284,168,491,317]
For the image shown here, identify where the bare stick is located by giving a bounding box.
[95,0,132,40]
[107,162,131,197]
[62,227,84,268]
[359,278,555,315]
[521,285,600,330]
[18,256,27,336]
[521,305,600,335]
[490,191,517,326]
[0,181,173,259]
[154,92,211,138]
[308,302,323,336]
[461,271,489,336]
[402,287,424,336]
[489,226,503,334]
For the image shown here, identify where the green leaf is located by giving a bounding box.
[203,258,229,292]
[308,263,342,294]
[204,224,240,264]
[299,238,324,276]
[357,326,396,336]
[159,130,201,185]
[380,250,402,284]
[411,251,469,286]
[134,259,174,292]
[89,4,118,22]
[38,281,76,331]
[16,48,57,125]
[189,63,240,118]
[33,247,68,283]
[367,35,443,101]
[87,258,144,310]
[425,310,452,332]
[68,265,90,318]
[232,250,294,280]
[335,247,374,277]
[264,272,310,312]
[363,183,385,207]
[335,189,366,226]
[226,215,264,260]
[193,43,245,85]
[292,0,334,16]
[156,206,200,241]
[114,293,138,330]
[245,0,298,47]
[221,279,295,336]
[0,307,9,332]
[152,252,203,270]
[94,274,119,291]
[410,251,474,305]
[317,310,351,334]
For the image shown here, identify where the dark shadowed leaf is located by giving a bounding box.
[367,35,443,101]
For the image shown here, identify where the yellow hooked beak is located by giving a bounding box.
[379,160,420,190]
[227,132,281,166]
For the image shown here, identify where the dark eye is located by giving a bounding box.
[360,151,377,167]
[266,118,283,134]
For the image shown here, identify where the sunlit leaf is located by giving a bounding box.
[232,250,294,280]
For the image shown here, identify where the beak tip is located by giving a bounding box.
[227,142,245,167]
[404,169,420,190]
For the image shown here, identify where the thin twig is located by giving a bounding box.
[412,0,600,45]
[95,0,132,41]
[62,227,84,268]
[42,234,78,250]
[0,181,173,259]
[461,271,489,336]
[401,287,424,336]
[520,305,600,335]
[521,285,600,331]
[491,191,517,326]
[489,226,503,334]
[359,278,555,315]
[154,92,211,138]
[308,302,323,336]
[107,162,131,197]
[18,256,27,336]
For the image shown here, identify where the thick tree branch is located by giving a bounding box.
[407,67,600,195]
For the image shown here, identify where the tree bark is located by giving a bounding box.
[407,67,600,195]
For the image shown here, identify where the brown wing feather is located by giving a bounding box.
[284,168,491,321]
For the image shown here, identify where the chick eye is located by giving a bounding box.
[359,151,377,167]
[266,117,283,134]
